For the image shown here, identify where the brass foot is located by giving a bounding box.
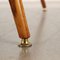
[18,39,32,47]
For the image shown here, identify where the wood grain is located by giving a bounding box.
[9,0,30,39]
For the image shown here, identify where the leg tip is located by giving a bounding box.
[18,39,32,48]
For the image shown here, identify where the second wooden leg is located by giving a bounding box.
[41,0,46,8]
[19,0,30,37]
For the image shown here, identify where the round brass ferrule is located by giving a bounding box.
[18,39,32,47]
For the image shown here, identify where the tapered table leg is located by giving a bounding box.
[41,0,46,8]
[19,0,32,47]
[9,0,32,47]
[19,0,27,21]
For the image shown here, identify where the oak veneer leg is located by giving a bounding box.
[41,0,46,8]
[9,0,30,39]
[19,0,30,37]
[19,0,26,20]
[9,0,32,47]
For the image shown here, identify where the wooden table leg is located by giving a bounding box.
[19,0,31,42]
[9,0,32,47]
[19,0,32,47]
[19,0,27,20]
[41,0,46,8]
